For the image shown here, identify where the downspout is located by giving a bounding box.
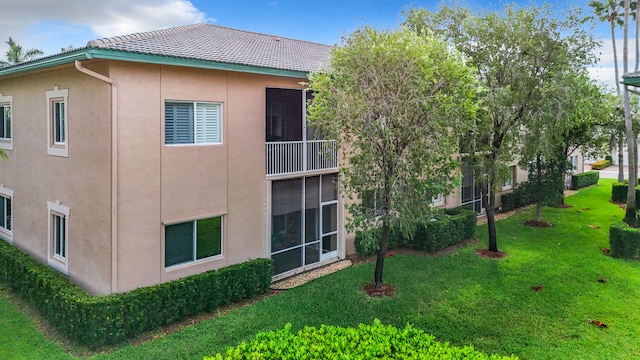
[74,60,119,293]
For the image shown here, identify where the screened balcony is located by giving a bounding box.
[265,88,338,176]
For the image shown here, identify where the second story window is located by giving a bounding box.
[46,86,69,157]
[165,101,222,145]
[0,94,13,151]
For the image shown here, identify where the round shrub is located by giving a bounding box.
[209,320,518,360]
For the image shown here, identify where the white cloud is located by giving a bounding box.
[0,0,209,55]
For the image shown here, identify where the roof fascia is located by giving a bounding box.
[0,48,310,79]
[622,77,640,87]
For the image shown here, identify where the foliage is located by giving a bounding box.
[405,4,600,252]
[609,221,640,258]
[354,208,477,257]
[570,171,600,190]
[307,26,478,285]
[6,179,640,360]
[611,181,640,204]
[590,159,612,170]
[500,182,536,212]
[1,37,43,67]
[524,156,566,221]
[209,320,518,360]
[0,240,272,347]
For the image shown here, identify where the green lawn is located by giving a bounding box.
[2,178,640,359]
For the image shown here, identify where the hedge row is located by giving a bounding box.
[570,171,599,190]
[609,222,640,259]
[500,182,535,213]
[611,181,640,205]
[354,207,477,257]
[0,240,272,347]
[590,159,612,170]
[209,320,518,359]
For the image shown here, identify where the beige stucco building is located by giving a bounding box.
[0,23,536,295]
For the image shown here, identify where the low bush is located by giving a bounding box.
[209,320,518,360]
[354,208,476,257]
[0,240,272,347]
[611,181,640,205]
[570,171,599,190]
[609,222,640,259]
[590,159,612,170]
[500,182,535,212]
[605,155,613,162]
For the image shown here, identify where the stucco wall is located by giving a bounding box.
[0,63,112,294]
[109,63,307,292]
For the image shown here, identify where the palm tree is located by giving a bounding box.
[589,0,625,181]
[0,37,43,67]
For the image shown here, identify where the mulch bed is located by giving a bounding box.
[475,248,507,259]
[523,220,553,227]
[363,283,397,297]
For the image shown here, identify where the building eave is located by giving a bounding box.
[0,48,311,79]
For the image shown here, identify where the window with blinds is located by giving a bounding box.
[165,101,222,145]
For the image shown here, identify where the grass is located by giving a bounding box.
[2,178,640,359]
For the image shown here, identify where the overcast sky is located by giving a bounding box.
[0,0,629,92]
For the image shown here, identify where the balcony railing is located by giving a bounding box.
[266,140,338,176]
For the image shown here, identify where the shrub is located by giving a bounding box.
[354,208,477,257]
[209,320,518,360]
[611,181,640,205]
[590,159,612,170]
[605,155,613,163]
[609,222,640,259]
[0,240,272,347]
[500,182,535,212]
[570,171,599,190]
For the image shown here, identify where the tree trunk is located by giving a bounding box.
[486,189,498,253]
[373,221,389,287]
[624,1,637,227]
[612,22,621,95]
[619,133,625,182]
[535,153,543,222]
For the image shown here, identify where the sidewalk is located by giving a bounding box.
[591,165,639,180]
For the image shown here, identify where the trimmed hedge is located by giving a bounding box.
[611,181,640,205]
[0,240,272,347]
[408,208,477,252]
[570,171,599,190]
[590,159,611,170]
[500,182,535,213]
[354,208,477,257]
[209,320,518,359]
[609,222,640,259]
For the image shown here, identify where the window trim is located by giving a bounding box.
[0,185,13,242]
[502,166,515,191]
[47,200,70,275]
[163,214,224,269]
[164,100,223,146]
[0,94,13,151]
[431,194,445,207]
[46,86,69,157]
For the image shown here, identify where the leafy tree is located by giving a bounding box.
[0,37,43,67]
[307,27,478,287]
[405,5,599,252]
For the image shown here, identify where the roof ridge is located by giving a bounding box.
[203,24,331,47]
[87,23,207,48]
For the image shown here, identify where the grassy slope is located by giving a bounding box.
[2,179,639,359]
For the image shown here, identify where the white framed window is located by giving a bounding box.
[47,200,70,275]
[46,86,69,157]
[0,94,13,150]
[164,215,223,268]
[502,166,515,190]
[0,185,13,242]
[431,194,444,206]
[165,101,222,145]
[570,155,579,172]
